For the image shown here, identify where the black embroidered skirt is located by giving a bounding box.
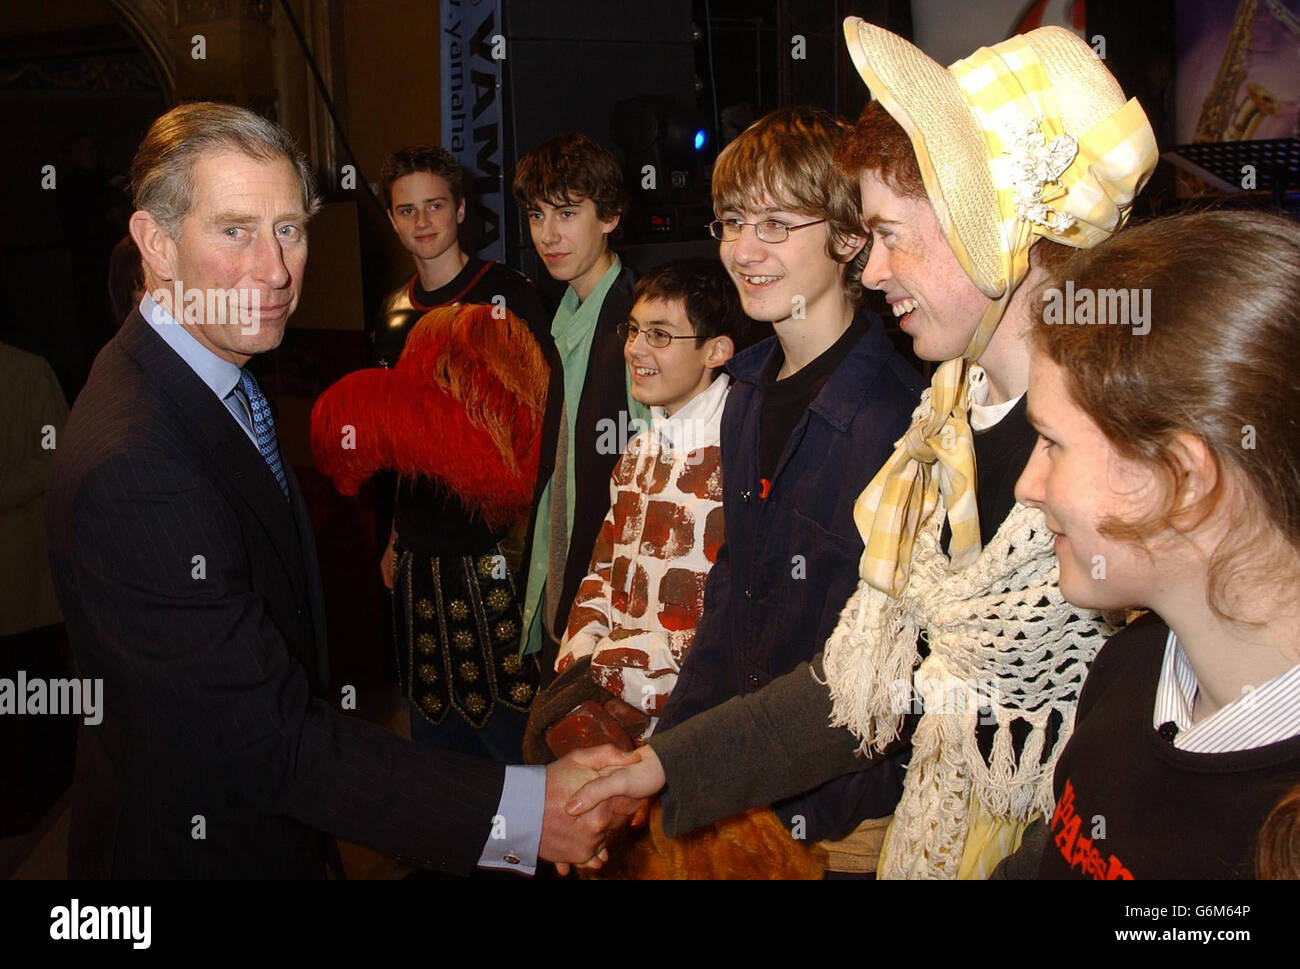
[393,542,540,729]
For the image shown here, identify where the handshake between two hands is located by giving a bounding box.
[539,743,668,874]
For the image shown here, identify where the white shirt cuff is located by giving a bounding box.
[477,764,545,875]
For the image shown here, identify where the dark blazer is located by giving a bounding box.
[661,314,922,723]
[519,261,637,684]
[46,310,506,879]
[658,312,924,839]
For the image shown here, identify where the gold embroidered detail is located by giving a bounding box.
[452,629,474,651]
[419,694,443,717]
[476,555,498,578]
[416,632,436,654]
[464,693,486,715]
[485,587,510,612]
[501,653,522,675]
[458,660,480,682]
[448,599,469,621]
[510,683,535,704]
[494,619,518,642]
[416,598,435,621]
[417,664,437,684]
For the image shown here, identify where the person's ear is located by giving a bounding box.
[386,207,399,233]
[456,197,466,225]
[834,227,868,263]
[1167,431,1220,528]
[704,334,735,370]
[129,209,178,289]
[600,209,621,238]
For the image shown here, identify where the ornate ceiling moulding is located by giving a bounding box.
[108,0,176,99]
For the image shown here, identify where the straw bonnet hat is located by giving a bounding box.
[844,18,1158,596]
[842,17,1156,302]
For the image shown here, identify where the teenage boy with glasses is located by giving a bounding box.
[523,258,747,765]
[656,107,924,850]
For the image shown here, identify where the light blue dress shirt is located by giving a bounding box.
[142,295,257,445]
[140,296,548,874]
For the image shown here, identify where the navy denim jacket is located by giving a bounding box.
[659,311,924,840]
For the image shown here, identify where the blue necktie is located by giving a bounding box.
[239,369,289,500]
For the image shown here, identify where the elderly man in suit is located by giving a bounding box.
[45,102,629,879]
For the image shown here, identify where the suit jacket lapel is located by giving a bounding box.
[118,311,315,619]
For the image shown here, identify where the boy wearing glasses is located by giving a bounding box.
[657,108,923,845]
[512,134,650,685]
[529,259,745,753]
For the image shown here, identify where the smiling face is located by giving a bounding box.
[387,171,465,263]
[1015,350,1169,611]
[858,172,991,363]
[526,196,618,300]
[717,201,861,330]
[624,296,731,415]
[136,149,308,366]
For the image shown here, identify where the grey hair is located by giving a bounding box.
[130,101,322,237]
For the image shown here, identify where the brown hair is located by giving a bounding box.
[1257,785,1300,879]
[130,101,320,238]
[632,257,749,348]
[712,106,867,304]
[380,145,465,210]
[512,133,627,222]
[1031,209,1300,622]
[835,99,926,200]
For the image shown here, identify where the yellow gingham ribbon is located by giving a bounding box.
[854,35,1157,596]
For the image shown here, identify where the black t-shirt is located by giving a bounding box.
[373,257,552,557]
[372,256,551,367]
[756,315,868,493]
[939,393,1039,553]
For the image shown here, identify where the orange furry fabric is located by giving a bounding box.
[589,804,826,880]
[310,303,547,529]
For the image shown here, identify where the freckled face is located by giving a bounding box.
[858,171,990,362]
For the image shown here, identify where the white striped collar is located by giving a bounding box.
[1154,628,1300,753]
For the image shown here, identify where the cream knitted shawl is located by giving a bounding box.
[823,469,1120,879]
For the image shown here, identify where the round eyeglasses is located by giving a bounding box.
[708,217,828,243]
[617,321,698,349]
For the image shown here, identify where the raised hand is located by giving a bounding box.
[564,744,666,819]
[540,745,643,870]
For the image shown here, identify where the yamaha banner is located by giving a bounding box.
[440,0,505,262]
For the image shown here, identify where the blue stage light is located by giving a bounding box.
[693,129,706,151]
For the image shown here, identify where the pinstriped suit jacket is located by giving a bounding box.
[46,310,506,878]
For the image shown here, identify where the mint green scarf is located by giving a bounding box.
[521,256,648,656]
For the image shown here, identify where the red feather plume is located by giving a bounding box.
[310,302,548,530]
